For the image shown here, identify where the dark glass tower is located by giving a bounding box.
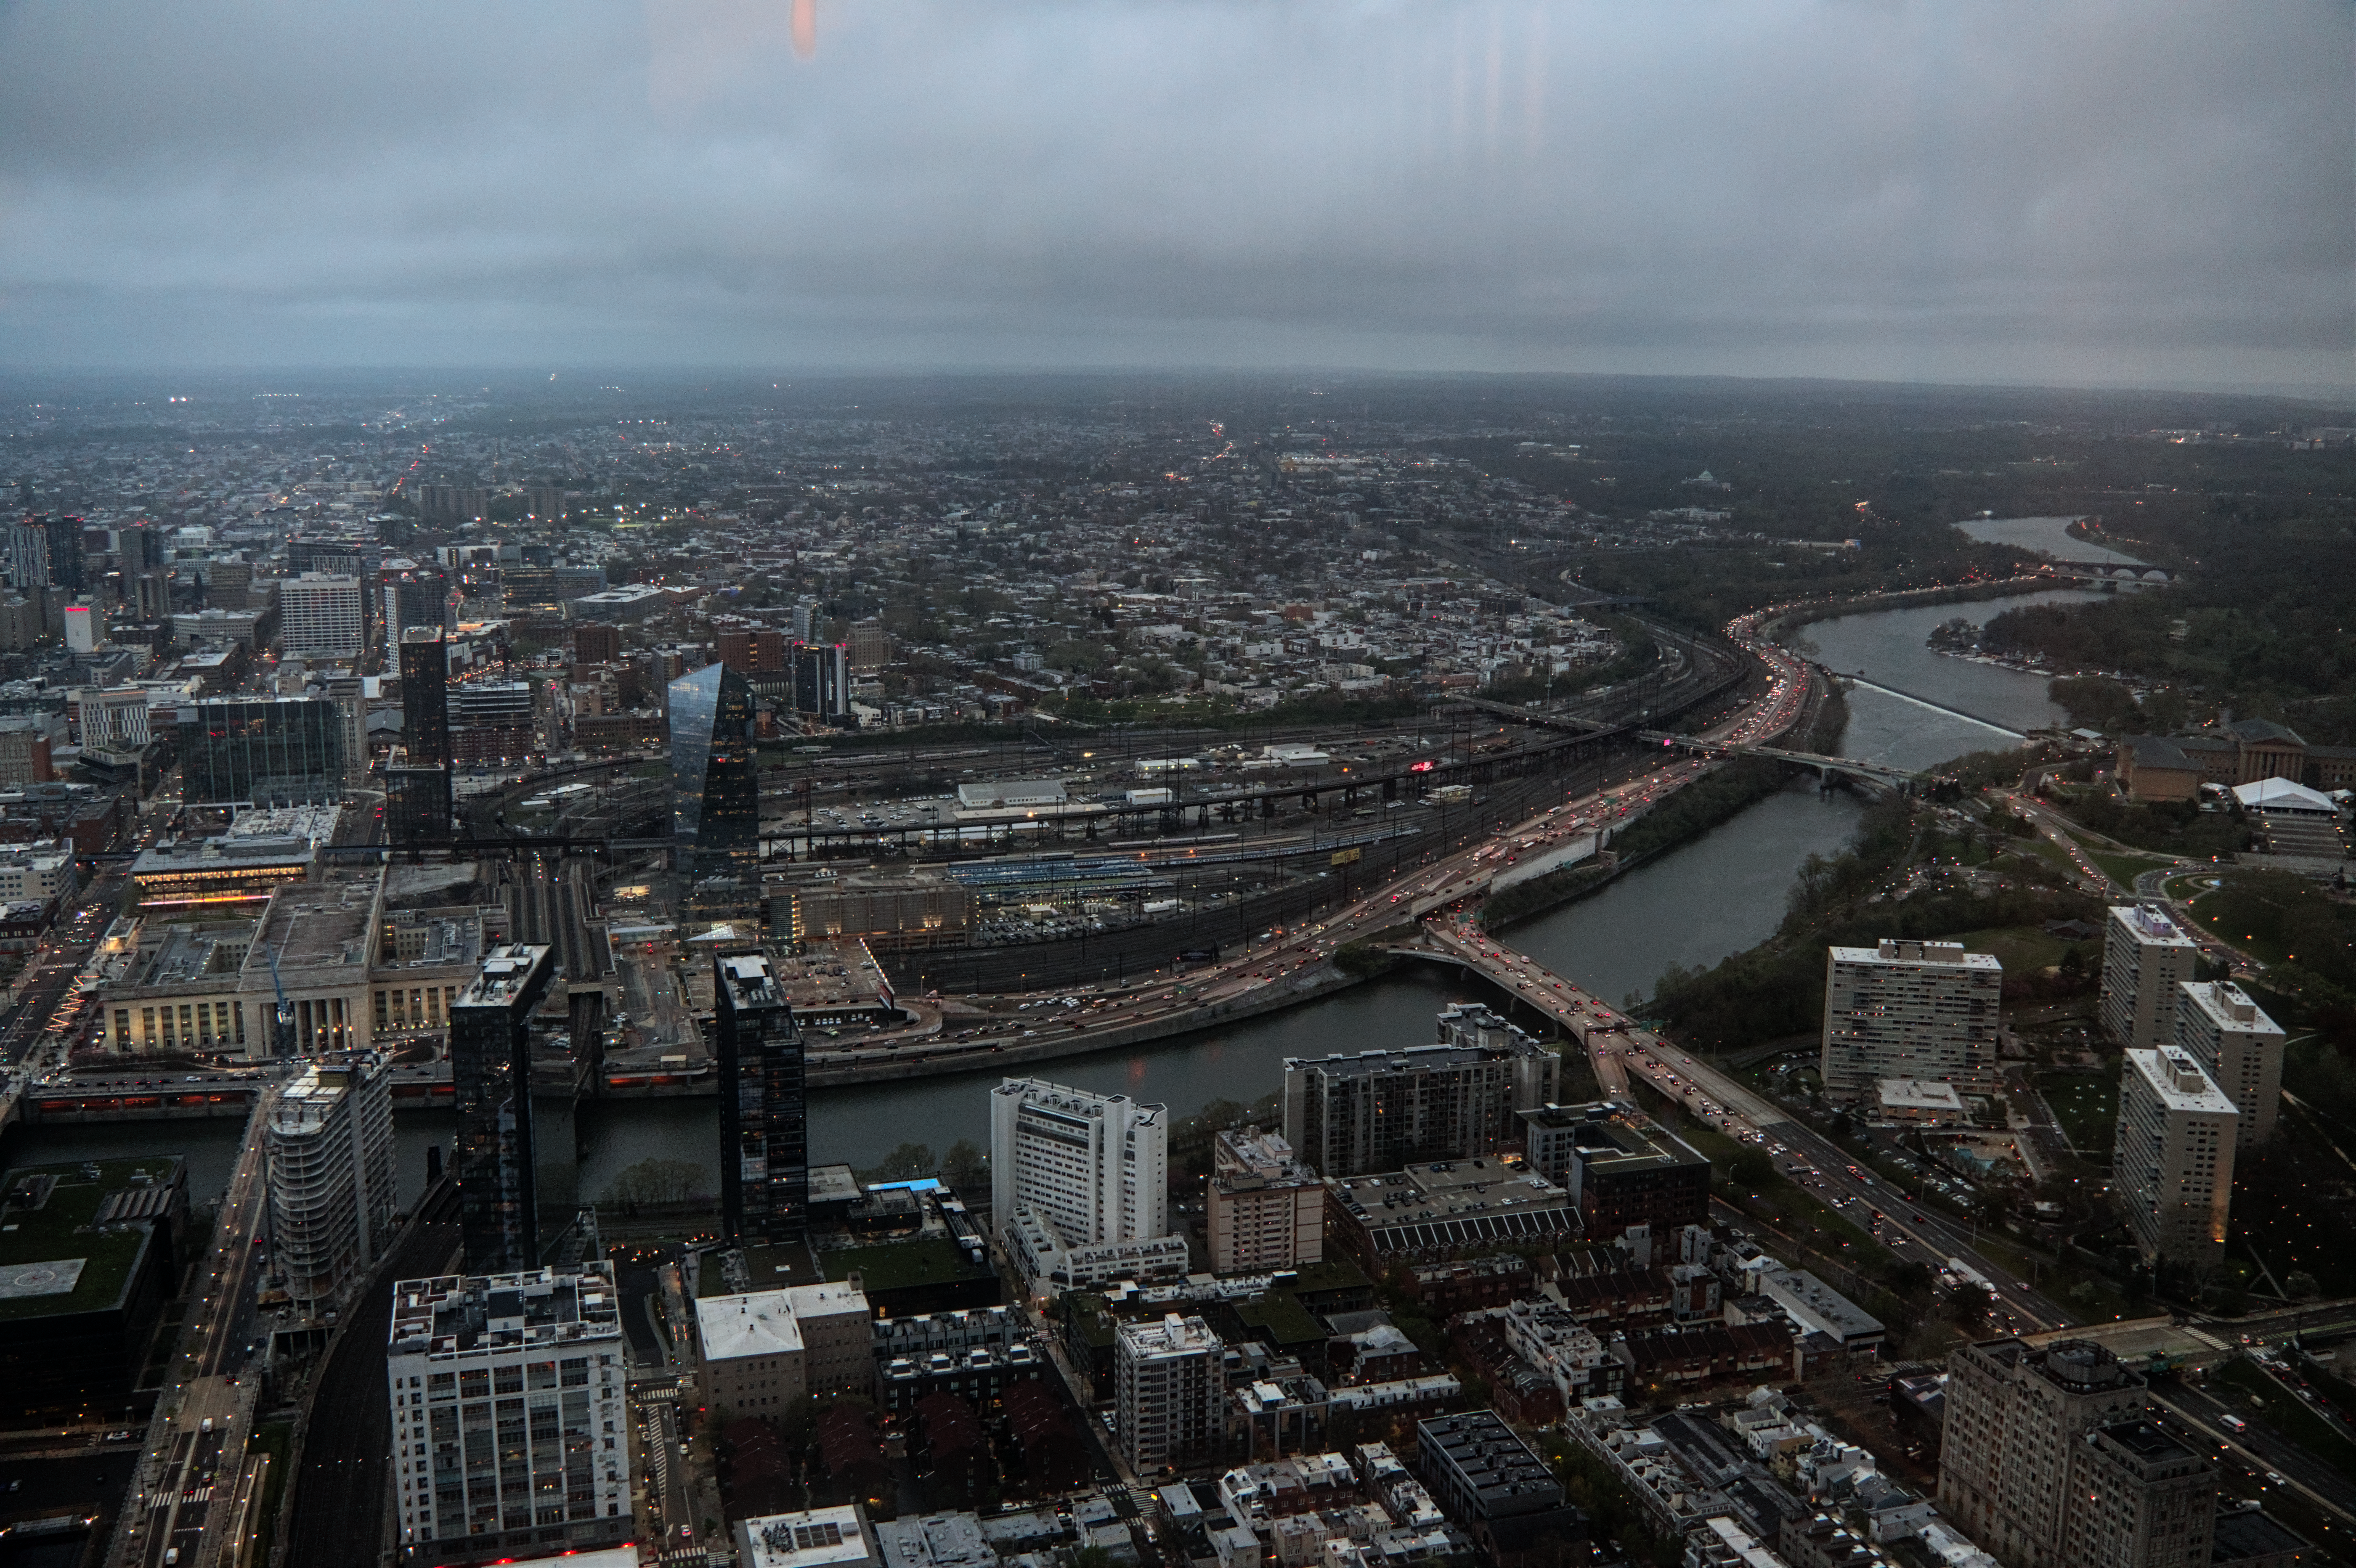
[450,944,555,1275]
[398,627,451,766]
[175,697,344,805]
[392,627,453,845]
[669,662,759,874]
[42,515,85,593]
[714,949,807,1247]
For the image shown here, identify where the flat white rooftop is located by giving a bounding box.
[2125,1048,2238,1115]
[696,1288,804,1362]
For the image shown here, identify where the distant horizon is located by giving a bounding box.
[1,364,2350,411]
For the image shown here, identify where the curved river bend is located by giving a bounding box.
[4,556,2124,1209]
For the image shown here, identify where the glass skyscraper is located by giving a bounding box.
[451,944,556,1276]
[175,697,345,805]
[713,949,808,1247]
[669,662,758,873]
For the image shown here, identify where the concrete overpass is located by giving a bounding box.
[1638,731,1925,788]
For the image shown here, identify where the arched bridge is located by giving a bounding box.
[2034,559,2174,584]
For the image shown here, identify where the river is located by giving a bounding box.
[0,536,2121,1207]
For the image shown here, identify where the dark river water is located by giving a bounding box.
[3,548,2122,1208]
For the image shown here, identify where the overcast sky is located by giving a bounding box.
[1,1,2348,390]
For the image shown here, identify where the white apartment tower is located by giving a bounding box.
[2102,904,2199,1049]
[1819,939,2002,1103]
[277,572,367,660]
[990,1077,1170,1247]
[2113,1048,2238,1271]
[265,1051,395,1308]
[1113,1313,1226,1473]
[387,1263,632,1558]
[2174,981,2286,1148]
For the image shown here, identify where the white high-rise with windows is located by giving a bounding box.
[991,1077,1183,1289]
[2175,981,2286,1148]
[2113,1047,2237,1271]
[277,572,367,660]
[265,1051,394,1308]
[387,1263,632,1558]
[1819,939,2003,1102]
[2102,904,2199,1049]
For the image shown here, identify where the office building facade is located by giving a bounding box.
[670,662,759,872]
[715,950,809,1248]
[175,696,345,805]
[265,1051,395,1309]
[387,1262,631,1557]
[278,572,367,660]
[1281,1005,1561,1178]
[1207,1127,1325,1274]
[2174,981,2285,1148]
[1937,1338,2155,1568]
[2103,904,2200,1049]
[2114,1047,2237,1270]
[1819,939,2002,1102]
[451,945,557,1276]
[400,627,452,765]
[1113,1314,1225,1473]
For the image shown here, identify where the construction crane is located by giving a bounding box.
[267,948,296,1058]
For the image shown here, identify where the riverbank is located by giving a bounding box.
[1764,573,2065,642]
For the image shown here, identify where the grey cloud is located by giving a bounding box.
[0,0,2347,389]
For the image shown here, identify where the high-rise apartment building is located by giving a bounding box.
[77,686,151,755]
[2102,903,2200,1049]
[265,1051,395,1309]
[847,618,890,673]
[1206,1127,1324,1274]
[714,950,809,1248]
[2173,981,2285,1148]
[1113,1314,1225,1473]
[41,515,85,593]
[63,601,96,653]
[2114,1047,2237,1270]
[386,1262,632,1557]
[788,641,852,723]
[382,563,453,636]
[451,945,556,1276]
[175,696,345,805]
[2,522,49,589]
[1818,939,2002,1103]
[278,572,367,660]
[991,1077,1170,1245]
[2062,1421,2217,1568]
[1281,1004,1561,1178]
[1937,1338,2157,1568]
[571,621,621,665]
[670,662,759,874]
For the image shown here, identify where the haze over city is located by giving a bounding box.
[3,0,2350,392]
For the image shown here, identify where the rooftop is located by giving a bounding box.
[2125,1047,2239,1115]
[0,1156,185,1323]
[387,1262,621,1358]
[739,1506,879,1568]
[696,1287,805,1362]
[2112,903,2196,947]
[455,943,553,1011]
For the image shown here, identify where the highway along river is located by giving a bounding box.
[3,575,2131,1208]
